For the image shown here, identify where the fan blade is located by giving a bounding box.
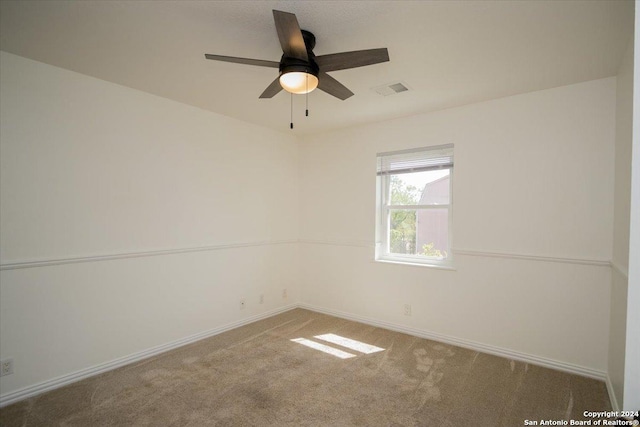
[317,72,354,100]
[259,77,283,98]
[205,54,279,68]
[315,48,389,72]
[272,10,308,61]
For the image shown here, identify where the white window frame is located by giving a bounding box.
[375,144,454,268]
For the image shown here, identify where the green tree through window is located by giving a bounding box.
[389,176,418,254]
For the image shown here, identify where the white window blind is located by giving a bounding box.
[377,144,454,176]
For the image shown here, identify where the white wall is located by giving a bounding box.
[0,52,299,399]
[623,1,640,410]
[299,78,616,375]
[609,36,633,410]
[608,3,640,411]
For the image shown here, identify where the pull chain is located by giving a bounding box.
[305,74,309,117]
[290,92,293,129]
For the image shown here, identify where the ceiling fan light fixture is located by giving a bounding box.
[205,10,389,102]
[279,71,318,94]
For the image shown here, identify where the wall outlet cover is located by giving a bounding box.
[1,358,14,376]
[404,304,412,316]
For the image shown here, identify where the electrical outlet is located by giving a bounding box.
[259,294,264,304]
[1,358,14,376]
[240,298,246,310]
[282,288,288,299]
[404,304,412,316]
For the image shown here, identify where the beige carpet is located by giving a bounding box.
[0,309,611,426]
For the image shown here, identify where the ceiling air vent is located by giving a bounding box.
[372,81,410,96]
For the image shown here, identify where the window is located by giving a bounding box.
[376,144,454,267]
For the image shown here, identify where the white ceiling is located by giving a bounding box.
[0,0,634,135]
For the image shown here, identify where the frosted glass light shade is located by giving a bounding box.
[279,72,318,94]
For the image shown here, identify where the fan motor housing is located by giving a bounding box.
[279,56,319,78]
[279,30,319,78]
[301,30,316,51]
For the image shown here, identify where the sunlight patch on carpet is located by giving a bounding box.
[290,338,356,359]
[314,334,385,354]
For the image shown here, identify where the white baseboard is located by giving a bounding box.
[0,302,609,408]
[0,304,298,408]
[606,373,620,411]
[299,303,608,381]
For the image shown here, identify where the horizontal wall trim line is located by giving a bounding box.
[299,238,374,248]
[299,303,607,381]
[610,260,629,278]
[452,249,610,267]
[4,241,610,271]
[0,304,299,408]
[0,239,298,271]
[300,239,611,267]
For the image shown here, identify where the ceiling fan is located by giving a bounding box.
[205,9,390,101]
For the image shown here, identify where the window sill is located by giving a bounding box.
[374,258,456,271]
